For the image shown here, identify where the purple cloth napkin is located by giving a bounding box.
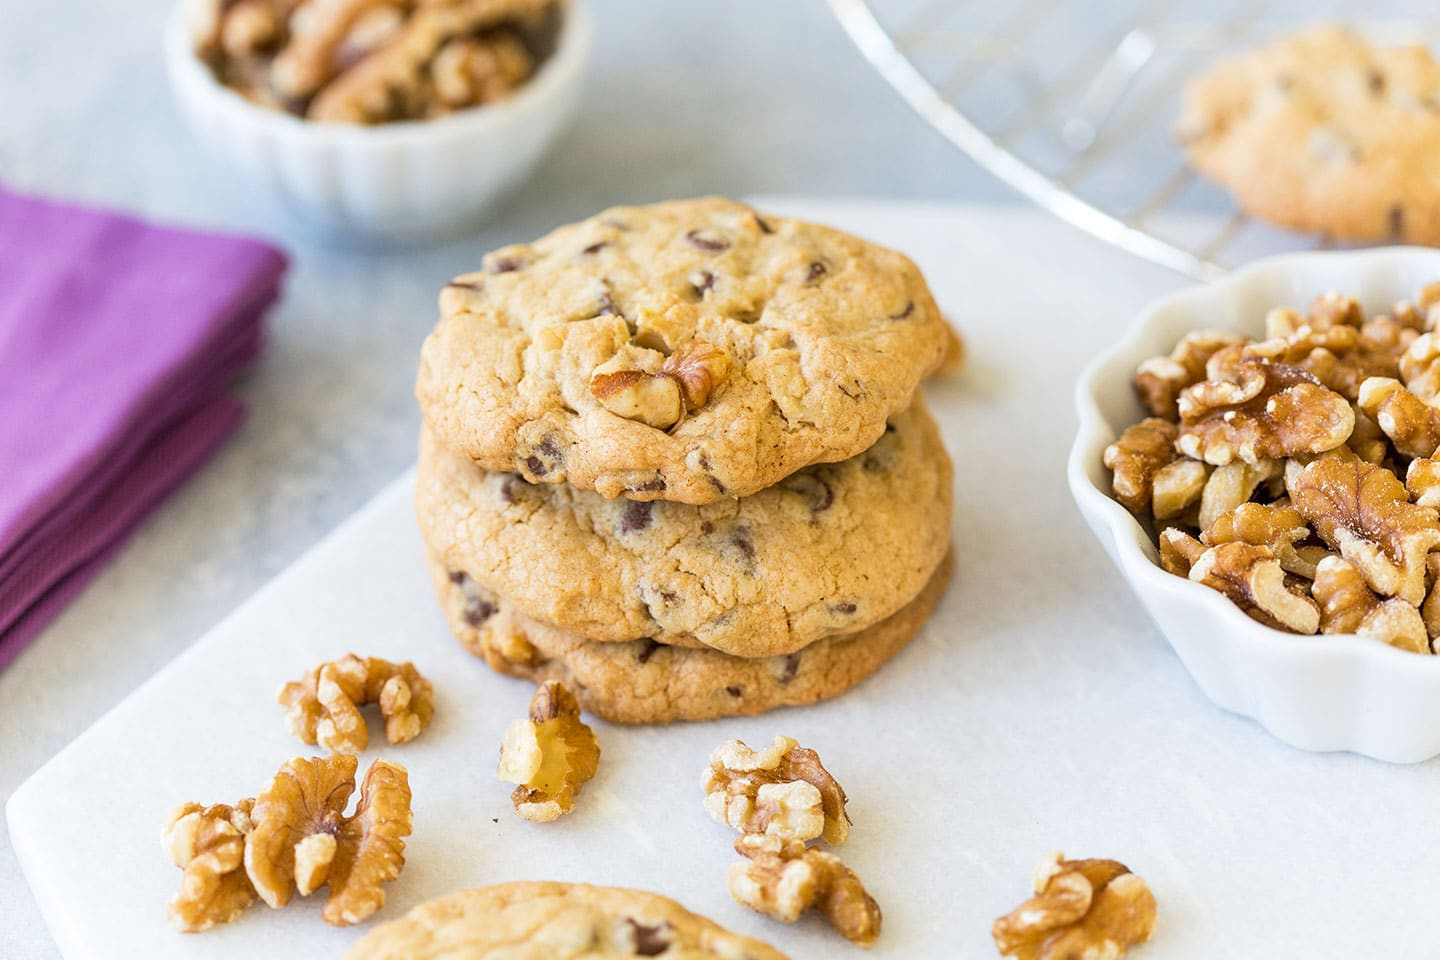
[0,187,287,668]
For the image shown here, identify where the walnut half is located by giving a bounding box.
[1103,419,1178,515]
[1189,542,1319,633]
[279,654,434,755]
[1201,502,1318,579]
[497,681,601,822]
[243,754,413,926]
[1133,330,1245,420]
[1289,455,1440,605]
[1357,376,1440,459]
[162,800,256,933]
[1311,556,1430,653]
[703,735,850,845]
[590,340,731,429]
[992,853,1157,960]
[1177,359,1353,465]
[728,834,882,948]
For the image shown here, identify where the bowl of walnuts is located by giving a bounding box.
[1069,247,1440,762]
[164,0,591,243]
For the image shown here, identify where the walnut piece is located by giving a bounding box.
[1362,314,1421,361]
[728,835,881,948]
[1289,455,1440,605]
[1311,556,1430,653]
[217,0,282,60]
[244,754,413,926]
[1203,341,1248,382]
[1133,330,1245,420]
[430,33,534,111]
[1358,376,1440,459]
[1242,322,1400,401]
[991,853,1157,960]
[590,340,731,429]
[1348,403,1390,464]
[589,361,683,428]
[1189,542,1320,633]
[497,680,600,822]
[1202,502,1315,579]
[1151,458,1209,520]
[1400,333,1440,402]
[1307,291,1364,329]
[162,799,256,933]
[1158,528,1206,577]
[279,654,434,755]
[1407,457,1440,508]
[703,735,850,846]
[1423,554,1440,640]
[1103,419,1178,514]
[1197,459,1282,531]
[1177,360,1353,465]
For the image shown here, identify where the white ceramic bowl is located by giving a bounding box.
[164,0,590,243]
[1070,247,1440,763]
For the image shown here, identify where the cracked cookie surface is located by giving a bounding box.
[427,549,953,724]
[344,881,787,959]
[416,197,949,504]
[1178,25,1440,243]
[415,400,952,658]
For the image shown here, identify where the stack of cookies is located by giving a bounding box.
[414,198,955,722]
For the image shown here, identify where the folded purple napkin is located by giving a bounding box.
[0,187,287,668]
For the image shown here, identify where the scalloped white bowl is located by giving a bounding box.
[164,0,590,243]
[1069,247,1440,763]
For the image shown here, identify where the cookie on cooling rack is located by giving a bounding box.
[1177,25,1440,245]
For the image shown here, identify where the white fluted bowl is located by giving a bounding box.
[164,0,590,244]
[1069,247,1440,763]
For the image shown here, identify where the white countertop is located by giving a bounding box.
[0,1,1174,957]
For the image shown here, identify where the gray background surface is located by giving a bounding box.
[0,0,1337,954]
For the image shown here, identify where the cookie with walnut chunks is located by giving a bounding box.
[414,400,952,658]
[426,549,953,724]
[1177,26,1440,244]
[344,882,787,960]
[416,197,950,504]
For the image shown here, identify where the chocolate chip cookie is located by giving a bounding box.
[344,882,787,959]
[416,197,949,504]
[427,548,953,724]
[415,400,952,658]
[1178,25,1440,244]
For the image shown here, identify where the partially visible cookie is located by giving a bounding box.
[1178,25,1440,244]
[416,197,949,504]
[428,549,953,724]
[344,882,787,959]
[415,400,952,658]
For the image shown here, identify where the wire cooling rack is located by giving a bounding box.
[828,0,1437,279]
